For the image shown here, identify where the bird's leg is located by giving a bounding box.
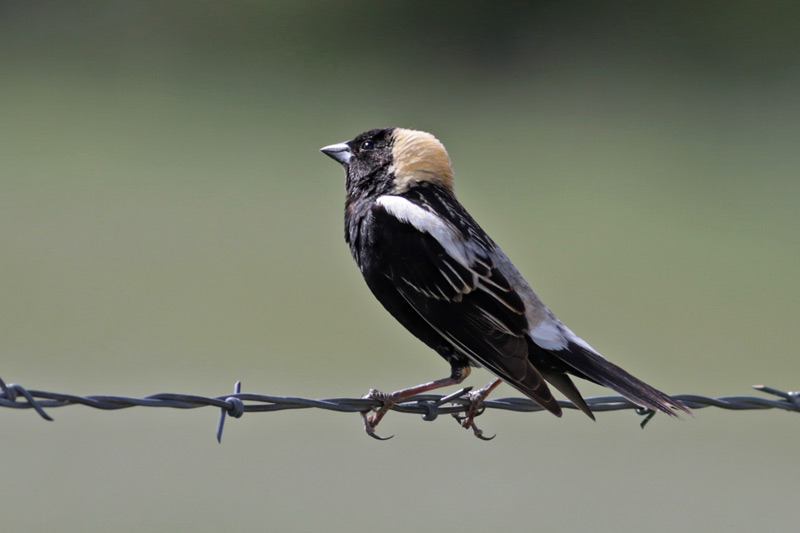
[453,377,502,440]
[361,366,470,440]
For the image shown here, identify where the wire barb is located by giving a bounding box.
[635,407,657,428]
[0,377,53,421]
[216,380,243,443]
[752,384,800,407]
[1,377,797,440]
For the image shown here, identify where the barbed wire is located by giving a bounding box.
[1,376,797,441]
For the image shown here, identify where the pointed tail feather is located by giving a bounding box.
[539,369,596,420]
[551,342,691,416]
[504,364,563,418]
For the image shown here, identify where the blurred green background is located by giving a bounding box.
[2,1,799,531]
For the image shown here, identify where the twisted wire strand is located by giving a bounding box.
[1,377,797,441]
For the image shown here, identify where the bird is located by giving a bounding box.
[321,127,689,439]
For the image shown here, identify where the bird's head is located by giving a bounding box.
[321,127,454,199]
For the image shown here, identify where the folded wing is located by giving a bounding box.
[372,195,562,416]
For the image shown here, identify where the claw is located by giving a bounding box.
[475,430,496,441]
[452,412,496,440]
[360,411,394,440]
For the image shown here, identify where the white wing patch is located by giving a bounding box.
[529,316,607,359]
[561,324,605,358]
[376,195,474,267]
[529,319,568,350]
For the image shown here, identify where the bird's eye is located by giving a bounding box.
[360,140,373,150]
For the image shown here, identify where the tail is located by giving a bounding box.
[539,369,596,420]
[503,363,564,418]
[549,341,691,417]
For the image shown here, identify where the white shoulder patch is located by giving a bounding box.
[376,195,472,266]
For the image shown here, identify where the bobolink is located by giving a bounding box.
[322,127,689,439]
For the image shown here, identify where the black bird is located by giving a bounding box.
[321,127,689,439]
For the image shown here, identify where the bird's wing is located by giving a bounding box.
[372,195,561,415]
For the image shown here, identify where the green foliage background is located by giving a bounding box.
[2,2,798,531]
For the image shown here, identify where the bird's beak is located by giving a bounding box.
[320,142,352,165]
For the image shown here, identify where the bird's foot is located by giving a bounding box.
[452,390,495,440]
[452,379,501,440]
[360,388,396,440]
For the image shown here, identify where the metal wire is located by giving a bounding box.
[1,376,797,441]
